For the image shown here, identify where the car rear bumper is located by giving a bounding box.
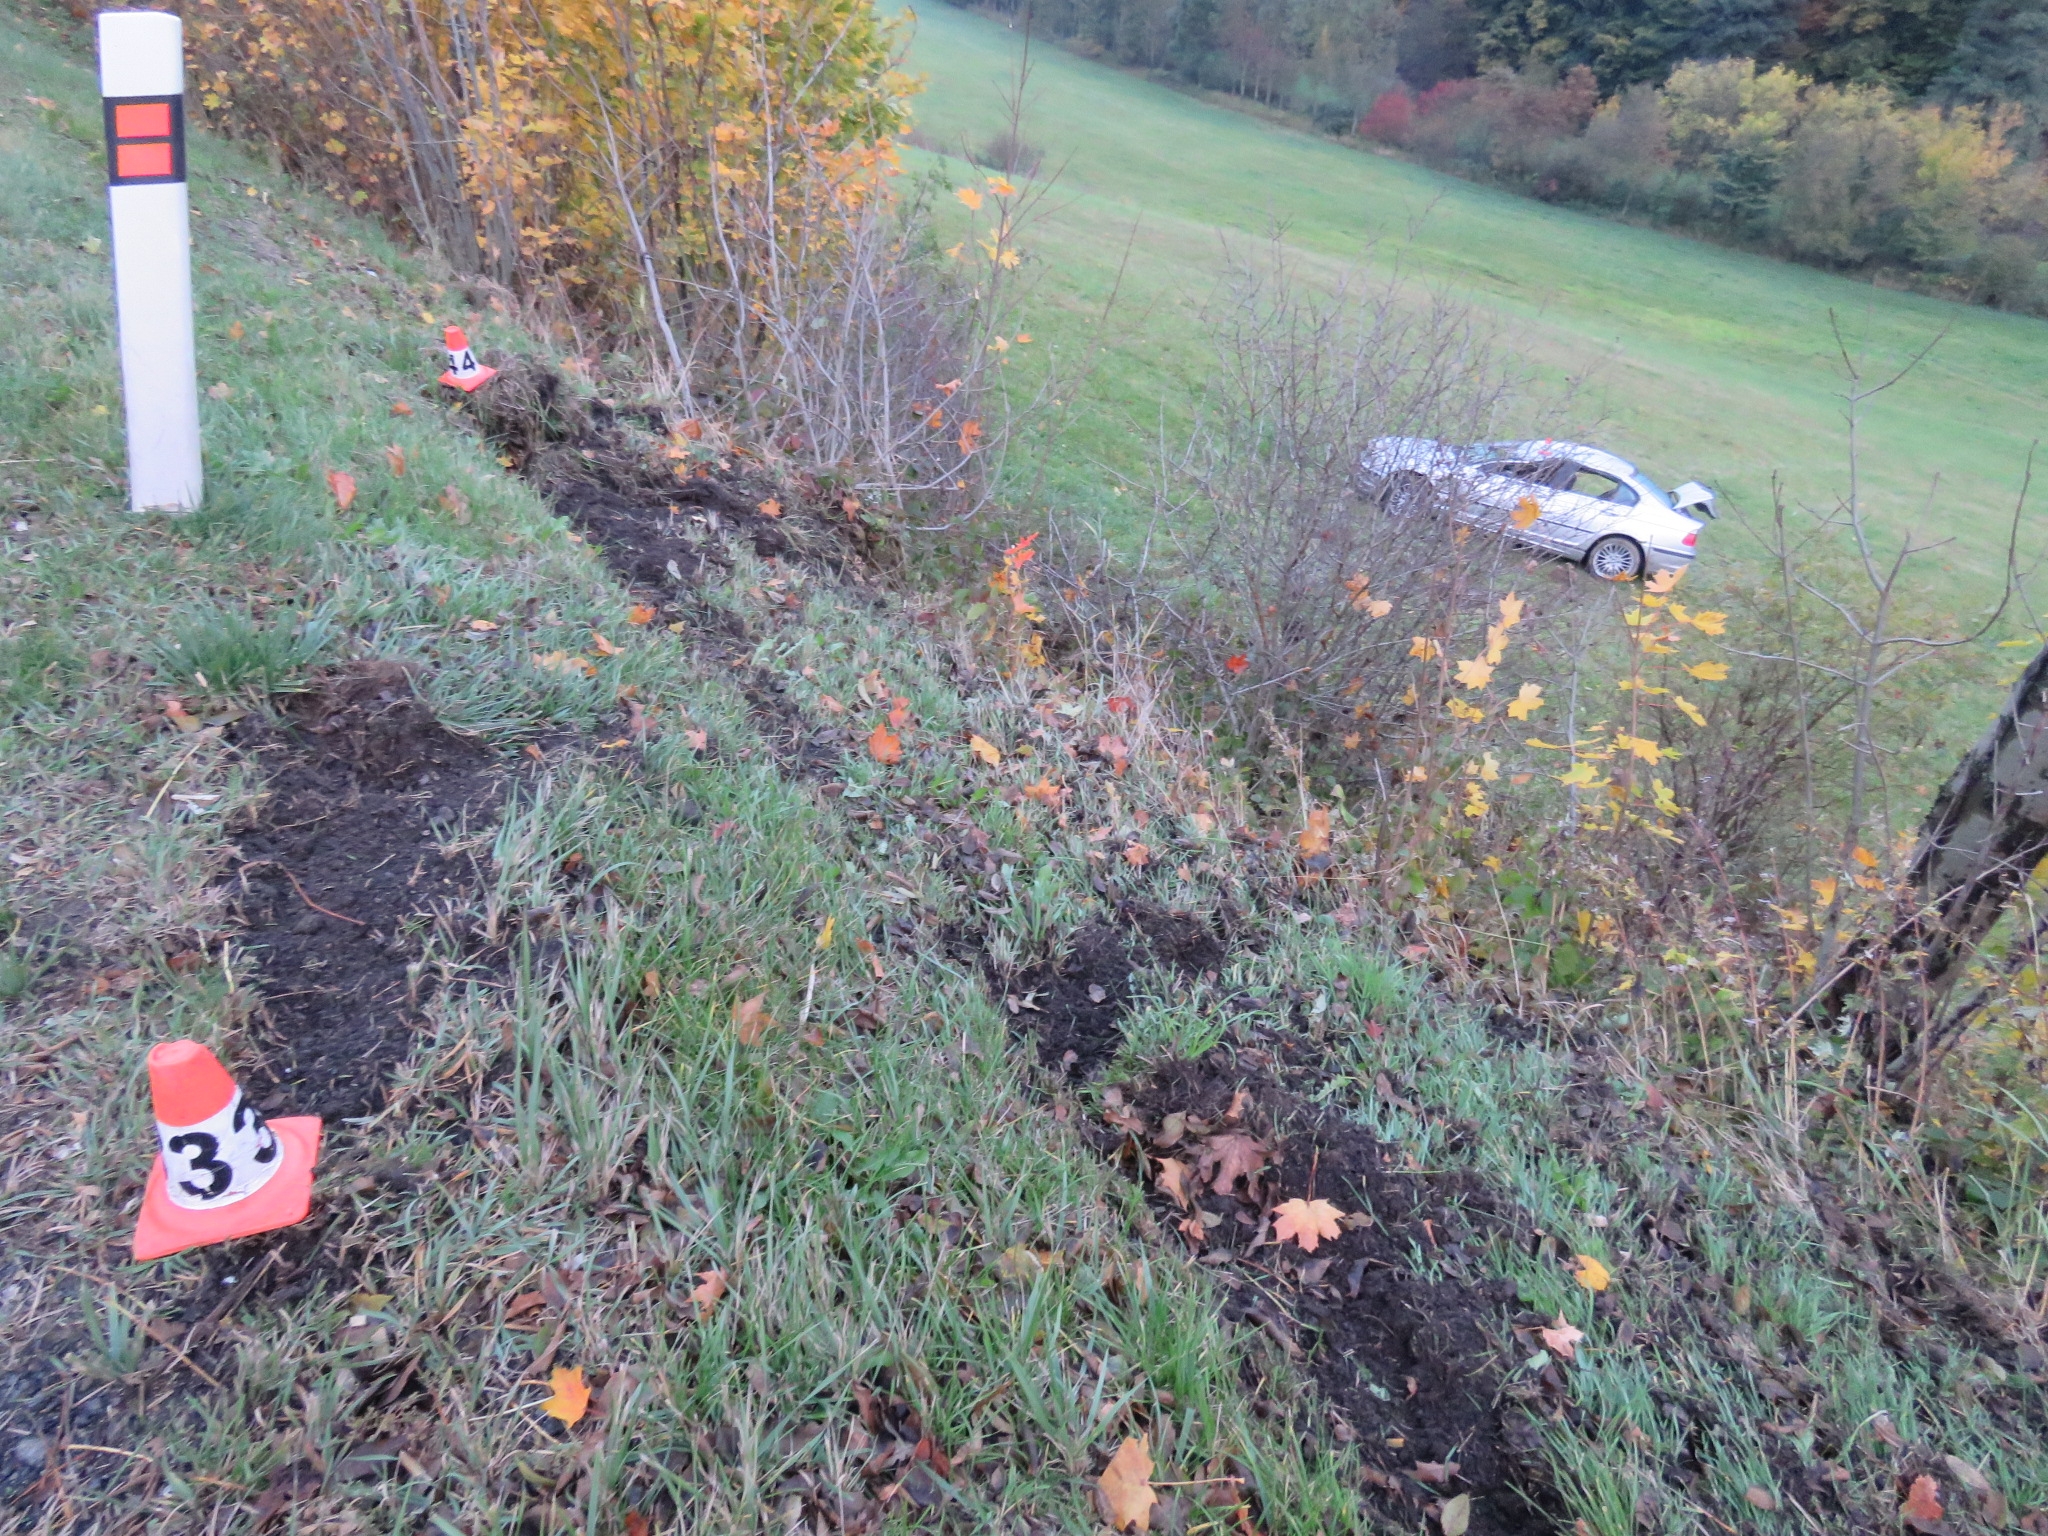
[1645,544,1697,577]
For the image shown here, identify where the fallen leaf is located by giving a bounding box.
[540,1366,591,1427]
[1572,1254,1611,1291]
[1902,1476,1944,1531]
[1223,653,1250,675]
[468,618,498,632]
[627,604,657,626]
[1097,735,1130,774]
[1744,1485,1778,1512]
[1022,776,1064,805]
[590,632,621,656]
[757,498,782,518]
[1943,1457,2004,1523]
[1194,1132,1268,1196]
[734,993,773,1045]
[623,1513,650,1536]
[1154,1157,1194,1210]
[1098,1437,1157,1532]
[1440,1492,1472,1535]
[1412,1461,1460,1485]
[1539,1315,1584,1360]
[390,399,413,416]
[327,470,357,510]
[868,725,903,764]
[690,1268,728,1320]
[816,915,835,950]
[968,734,1001,765]
[385,444,407,476]
[1298,806,1331,857]
[1123,842,1151,867]
[1271,1197,1344,1253]
[683,728,709,753]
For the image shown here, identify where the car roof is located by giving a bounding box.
[1504,440,1639,482]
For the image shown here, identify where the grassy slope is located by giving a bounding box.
[2,12,2044,1536]
[898,0,2048,607]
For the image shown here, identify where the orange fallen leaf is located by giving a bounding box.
[888,695,912,729]
[682,728,709,753]
[758,498,782,518]
[868,725,903,764]
[1572,1254,1612,1291]
[1902,1476,1944,1531]
[1271,1197,1344,1253]
[1224,654,1249,674]
[327,469,356,510]
[627,604,657,626]
[227,319,245,341]
[1743,1486,1778,1512]
[623,1513,651,1536]
[590,632,621,656]
[1097,735,1130,775]
[1097,1437,1157,1532]
[734,993,772,1045]
[691,1268,728,1320]
[967,734,1001,765]
[384,444,407,477]
[1298,806,1331,857]
[1153,1157,1194,1210]
[1123,842,1151,867]
[390,399,413,416]
[540,1366,591,1427]
[1022,775,1064,805]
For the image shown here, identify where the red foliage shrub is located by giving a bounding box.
[1357,88,1414,143]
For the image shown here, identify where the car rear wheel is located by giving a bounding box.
[1585,535,1644,581]
[1380,470,1434,517]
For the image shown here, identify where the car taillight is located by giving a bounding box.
[1682,530,1697,547]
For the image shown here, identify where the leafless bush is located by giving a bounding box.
[975,130,1045,180]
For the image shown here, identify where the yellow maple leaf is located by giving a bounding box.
[1851,845,1878,868]
[1684,660,1728,681]
[1673,694,1707,727]
[1498,591,1525,628]
[1558,761,1602,788]
[955,186,983,209]
[1476,752,1501,782]
[1463,782,1490,817]
[540,1366,591,1427]
[1685,609,1728,636]
[1615,733,1663,763]
[1454,657,1494,690]
[967,733,1001,765]
[1572,1254,1612,1291]
[1510,497,1541,530]
[816,915,835,950]
[1812,875,1839,906]
[1446,697,1484,721]
[1271,1197,1345,1253]
[1506,682,1545,720]
[1410,636,1440,660]
[1644,568,1683,595]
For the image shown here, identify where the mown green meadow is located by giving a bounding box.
[899,0,2048,609]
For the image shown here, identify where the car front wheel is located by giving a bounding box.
[1380,470,1435,517]
[1584,535,1644,581]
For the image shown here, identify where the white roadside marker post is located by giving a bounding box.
[98,10,202,513]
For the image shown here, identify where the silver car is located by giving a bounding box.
[1357,437,1716,580]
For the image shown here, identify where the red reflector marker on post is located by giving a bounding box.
[98,10,202,513]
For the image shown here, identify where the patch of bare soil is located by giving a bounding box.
[226,660,506,1118]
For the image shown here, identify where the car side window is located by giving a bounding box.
[1571,470,1638,506]
[1478,461,1551,485]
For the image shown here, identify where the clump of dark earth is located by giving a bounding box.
[1098,1054,1558,1536]
[1005,901,1228,1077]
[227,660,504,1119]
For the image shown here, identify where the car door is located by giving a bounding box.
[1462,457,1564,539]
[1535,466,1638,556]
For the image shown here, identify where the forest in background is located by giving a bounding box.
[952,0,2048,306]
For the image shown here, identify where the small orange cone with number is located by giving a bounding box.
[132,1040,321,1261]
[438,325,497,392]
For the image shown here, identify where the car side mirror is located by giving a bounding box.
[1672,481,1716,518]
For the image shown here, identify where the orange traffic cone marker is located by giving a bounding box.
[438,325,497,393]
[132,1040,321,1262]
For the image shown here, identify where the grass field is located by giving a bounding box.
[898,1,2048,608]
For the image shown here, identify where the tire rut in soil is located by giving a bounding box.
[986,903,1562,1535]
[226,659,508,1120]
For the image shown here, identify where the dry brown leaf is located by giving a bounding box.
[1097,1437,1157,1532]
[1123,842,1151,867]
[1539,1316,1584,1361]
[1097,734,1130,775]
[1902,1476,1944,1532]
[1271,1197,1344,1253]
[868,725,903,764]
[1873,1412,1905,1448]
[1194,1132,1268,1196]
[690,1268,728,1320]
[384,444,407,477]
[1942,1455,2005,1523]
[540,1365,591,1427]
[1440,1492,1472,1535]
[1743,1485,1777,1512]
[1154,1157,1194,1211]
[734,993,773,1045]
[1412,1460,1459,1485]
